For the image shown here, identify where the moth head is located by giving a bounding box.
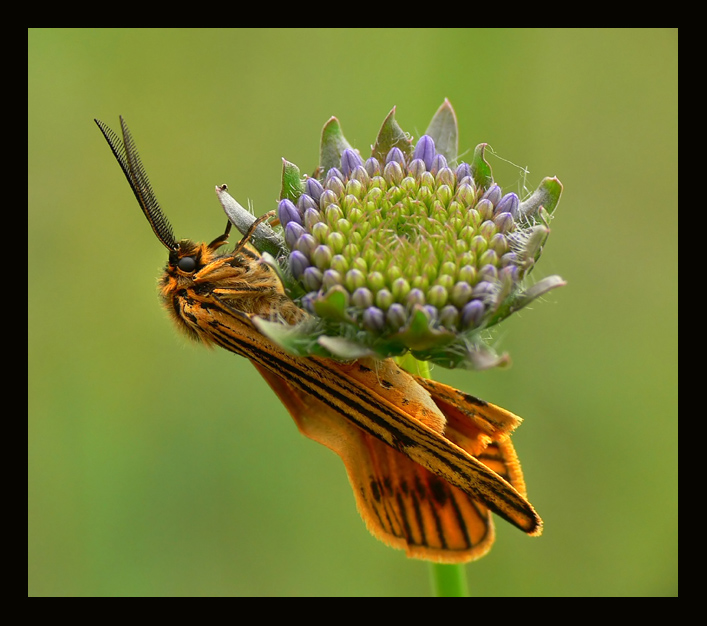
[169,230,230,273]
[95,116,303,336]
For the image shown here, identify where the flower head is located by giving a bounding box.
[223,100,564,369]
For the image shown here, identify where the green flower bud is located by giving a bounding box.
[375,288,394,310]
[352,287,373,308]
[367,271,386,292]
[344,268,366,291]
[312,244,332,270]
[319,189,338,210]
[304,207,323,230]
[383,160,404,186]
[427,284,448,308]
[322,269,342,291]
[327,231,346,254]
[451,281,473,307]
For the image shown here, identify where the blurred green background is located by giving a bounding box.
[28,28,677,597]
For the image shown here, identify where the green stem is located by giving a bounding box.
[394,354,469,598]
[429,563,469,598]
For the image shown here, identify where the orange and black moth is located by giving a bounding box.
[95,116,542,563]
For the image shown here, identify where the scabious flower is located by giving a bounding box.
[220,100,564,369]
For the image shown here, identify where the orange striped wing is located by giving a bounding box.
[254,362,536,563]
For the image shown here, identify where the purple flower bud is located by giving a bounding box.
[295,233,316,258]
[495,192,519,217]
[406,288,426,308]
[277,198,302,228]
[493,211,514,233]
[385,147,406,166]
[386,303,407,331]
[499,264,519,284]
[340,148,364,178]
[302,266,323,291]
[305,177,324,203]
[408,158,426,178]
[284,221,305,249]
[326,167,344,183]
[289,250,309,279]
[482,184,502,207]
[265,107,562,367]
[461,300,486,329]
[430,154,447,175]
[438,305,460,330]
[478,262,498,281]
[365,157,381,177]
[300,293,317,313]
[413,135,436,170]
[501,252,519,267]
[456,162,472,181]
[363,307,386,331]
[423,305,439,324]
[472,281,496,302]
[297,193,319,213]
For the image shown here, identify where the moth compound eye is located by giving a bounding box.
[178,256,197,272]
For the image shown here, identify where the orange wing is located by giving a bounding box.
[253,362,534,563]
[413,376,528,498]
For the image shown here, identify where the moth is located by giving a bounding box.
[95,117,542,563]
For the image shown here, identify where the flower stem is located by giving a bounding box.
[394,353,470,597]
[428,563,469,597]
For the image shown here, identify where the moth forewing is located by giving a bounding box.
[212,318,543,538]
[253,363,497,562]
